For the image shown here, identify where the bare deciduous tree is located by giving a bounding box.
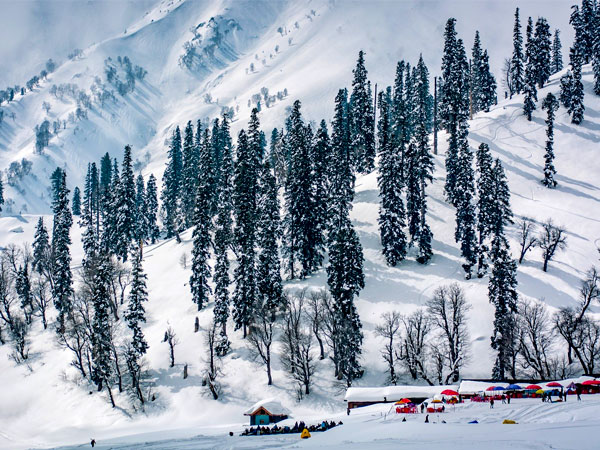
[398,309,433,385]
[164,326,178,368]
[517,218,538,264]
[426,284,471,384]
[375,311,401,385]
[203,321,222,400]
[539,219,566,272]
[516,299,555,380]
[307,290,327,360]
[247,307,276,385]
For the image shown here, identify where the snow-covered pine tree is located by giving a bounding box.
[190,129,213,311]
[257,157,283,318]
[232,129,258,338]
[486,156,516,380]
[71,186,81,216]
[475,143,494,277]
[33,217,50,275]
[570,51,586,124]
[480,50,497,112]
[391,61,409,185]
[16,263,33,324]
[161,126,183,240]
[145,174,159,244]
[440,21,470,205]
[541,92,559,188]
[560,70,574,109]
[81,167,98,263]
[0,177,4,213]
[579,0,596,63]
[125,245,148,402]
[454,124,478,279]
[312,120,333,240]
[349,50,375,174]
[181,120,198,227]
[51,169,73,332]
[134,174,148,243]
[115,145,136,261]
[82,162,100,239]
[213,115,233,355]
[523,17,538,120]
[510,7,525,97]
[471,31,484,114]
[552,29,563,74]
[533,17,552,88]
[327,213,364,386]
[330,89,354,220]
[283,101,323,278]
[378,87,407,266]
[89,253,116,406]
[413,56,435,263]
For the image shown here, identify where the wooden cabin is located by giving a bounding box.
[244,399,290,426]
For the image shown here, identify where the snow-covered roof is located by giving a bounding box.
[458,381,509,395]
[244,398,291,416]
[344,385,458,402]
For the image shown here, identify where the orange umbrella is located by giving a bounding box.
[396,398,412,404]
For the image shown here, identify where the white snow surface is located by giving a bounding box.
[0,0,600,449]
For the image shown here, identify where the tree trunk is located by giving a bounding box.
[106,382,116,408]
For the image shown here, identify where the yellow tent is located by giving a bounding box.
[502,419,517,424]
[301,428,311,439]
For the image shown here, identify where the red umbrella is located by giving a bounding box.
[441,389,459,396]
[546,382,563,388]
[486,386,497,391]
[526,384,542,390]
[582,380,600,386]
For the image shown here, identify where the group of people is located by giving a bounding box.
[241,420,342,436]
[542,390,574,402]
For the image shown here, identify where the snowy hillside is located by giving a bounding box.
[0,1,599,449]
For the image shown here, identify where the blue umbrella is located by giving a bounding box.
[493,386,506,391]
[506,384,522,390]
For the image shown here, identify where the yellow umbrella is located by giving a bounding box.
[535,389,545,394]
[431,399,443,404]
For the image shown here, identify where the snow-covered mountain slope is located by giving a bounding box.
[0,1,599,449]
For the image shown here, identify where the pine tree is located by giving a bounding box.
[413,55,435,263]
[593,5,600,95]
[257,158,282,317]
[283,101,322,278]
[327,214,364,386]
[510,8,525,96]
[480,50,497,112]
[232,129,258,338]
[471,31,484,114]
[312,120,333,242]
[440,20,470,205]
[81,168,98,263]
[391,61,409,186]
[552,29,563,74]
[89,253,115,406]
[33,217,50,275]
[560,70,574,109]
[0,177,4,213]
[349,50,375,174]
[115,145,136,261]
[570,51,585,124]
[72,186,81,216]
[190,131,213,312]
[134,174,148,243]
[454,127,478,279]
[377,87,407,266]
[213,116,233,355]
[331,88,354,209]
[16,263,33,323]
[181,121,199,227]
[99,153,112,240]
[523,17,538,120]
[533,17,552,88]
[161,127,183,240]
[541,93,559,188]
[578,0,596,63]
[125,246,148,401]
[145,174,159,244]
[475,143,494,277]
[100,159,120,255]
[51,169,73,332]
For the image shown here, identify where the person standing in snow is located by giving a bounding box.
[490,398,494,409]
[90,439,96,448]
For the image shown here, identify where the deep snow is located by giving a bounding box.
[0,1,599,449]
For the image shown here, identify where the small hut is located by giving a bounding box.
[244,398,290,426]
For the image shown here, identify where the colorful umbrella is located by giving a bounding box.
[486,386,497,391]
[535,389,545,394]
[395,398,412,404]
[582,380,600,386]
[441,389,459,396]
[546,382,562,388]
[493,386,506,391]
[506,384,522,390]
[526,384,542,390]
[431,399,443,404]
